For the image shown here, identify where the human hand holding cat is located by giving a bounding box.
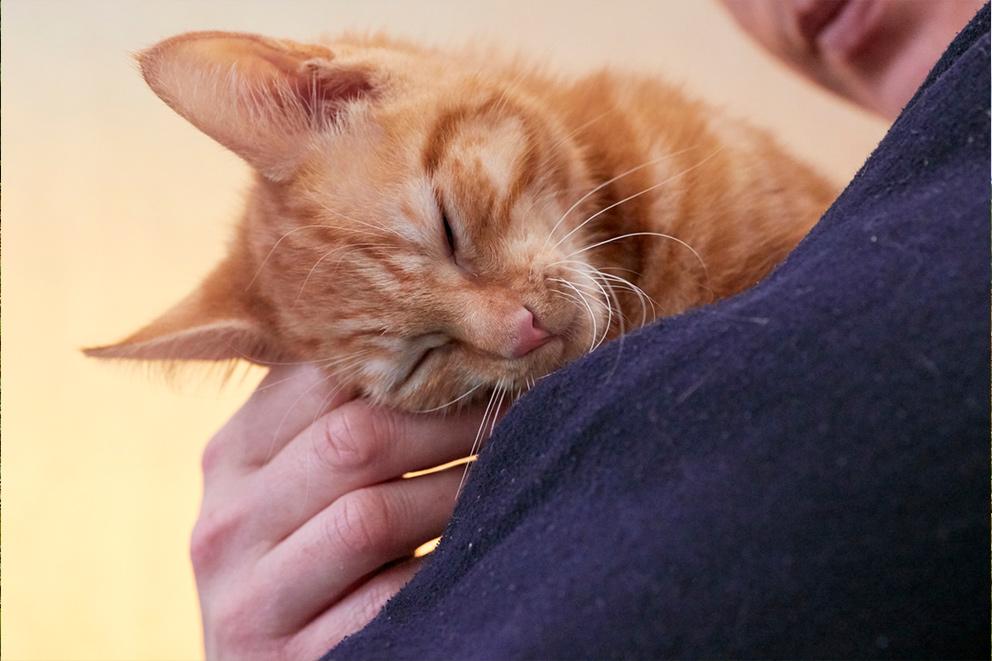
[192,365,483,659]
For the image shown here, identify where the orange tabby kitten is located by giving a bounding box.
[86,31,835,411]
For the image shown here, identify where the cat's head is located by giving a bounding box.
[86,31,613,410]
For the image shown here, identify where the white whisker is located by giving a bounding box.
[295,242,392,301]
[567,231,708,280]
[544,146,700,248]
[457,385,501,498]
[310,199,408,241]
[414,383,484,413]
[490,386,507,436]
[552,277,598,353]
[552,258,658,328]
[552,147,724,254]
[550,274,611,349]
[546,106,619,153]
[245,224,339,291]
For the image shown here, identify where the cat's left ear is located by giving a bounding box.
[138,31,378,180]
[83,255,284,364]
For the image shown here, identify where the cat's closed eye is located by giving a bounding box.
[441,210,457,256]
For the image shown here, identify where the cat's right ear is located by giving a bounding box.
[138,31,378,180]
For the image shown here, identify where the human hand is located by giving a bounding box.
[191,365,485,659]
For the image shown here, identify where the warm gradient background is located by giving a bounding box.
[1,1,886,659]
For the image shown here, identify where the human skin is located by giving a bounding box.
[718,0,986,119]
[195,2,981,657]
[192,365,485,659]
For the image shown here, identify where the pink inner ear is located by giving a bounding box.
[137,32,382,179]
[289,65,377,125]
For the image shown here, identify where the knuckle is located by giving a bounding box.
[319,405,385,471]
[204,582,290,659]
[208,593,261,653]
[189,505,246,573]
[329,488,394,556]
[203,415,247,474]
[286,624,344,661]
[200,437,226,476]
[358,580,400,624]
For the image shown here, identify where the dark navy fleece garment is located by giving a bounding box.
[328,7,991,659]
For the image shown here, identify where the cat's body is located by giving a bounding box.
[87,32,835,411]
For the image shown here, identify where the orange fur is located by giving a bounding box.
[86,31,836,411]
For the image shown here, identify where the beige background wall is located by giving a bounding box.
[1,1,886,659]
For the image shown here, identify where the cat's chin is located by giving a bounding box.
[371,336,571,413]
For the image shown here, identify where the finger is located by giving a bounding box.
[258,467,461,634]
[205,365,353,475]
[252,400,486,541]
[288,558,422,659]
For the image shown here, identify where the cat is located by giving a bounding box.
[85,30,836,412]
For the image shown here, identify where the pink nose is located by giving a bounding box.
[510,308,551,358]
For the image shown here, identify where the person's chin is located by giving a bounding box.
[813,0,888,60]
[814,0,925,118]
[861,37,943,119]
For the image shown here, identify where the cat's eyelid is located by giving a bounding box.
[442,210,457,255]
[433,187,457,256]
